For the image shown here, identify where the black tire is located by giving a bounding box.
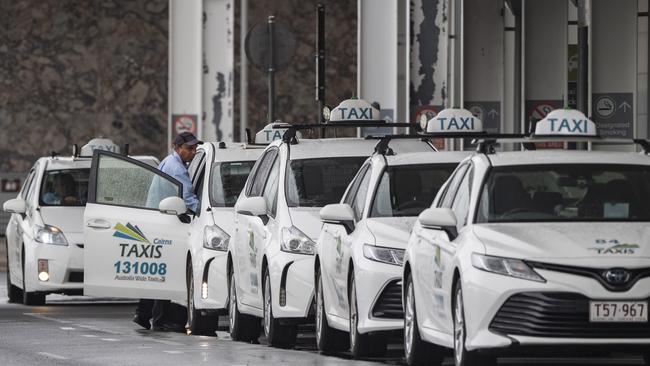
[21,248,45,306]
[404,273,444,366]
[6,251,22,303]
[349,272,387,358]
[186,263,218,336]
[452,282,496,366]
[315,269,348,353]
[228,270,260,342]
[263,268,297,349]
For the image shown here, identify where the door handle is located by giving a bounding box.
[86,219,111,229]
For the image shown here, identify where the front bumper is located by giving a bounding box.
[193,249,229,311]
[462,266,650,351]
[355,257,404,334]
[268,250,315,320]
[25,237,84,294]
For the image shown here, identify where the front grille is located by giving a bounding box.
[371,280,404,319]
[68,271,84,283]
[490,292,650,338]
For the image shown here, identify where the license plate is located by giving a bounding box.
[589,301,648,322]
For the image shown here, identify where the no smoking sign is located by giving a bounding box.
[172,114,198,135]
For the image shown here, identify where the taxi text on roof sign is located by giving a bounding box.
[425,108,484,133]
[80,138,120,156]
[256,123,297,144]
[329,98,380,122]
[533,109,597,137]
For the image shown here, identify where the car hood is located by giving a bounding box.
[289,207,323,240]
[366,217,417,249]
[475,223,650,267]
[39,207,84,234]
[210,208,236,236]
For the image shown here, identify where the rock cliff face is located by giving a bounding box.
[0,1,169,172]
[0,0,356,172]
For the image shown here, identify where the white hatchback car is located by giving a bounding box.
[402,110,650,366]
[3,139,157,305]
[228,131,433,348]
[316,140,468,357]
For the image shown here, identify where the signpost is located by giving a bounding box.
[592,93,634,138]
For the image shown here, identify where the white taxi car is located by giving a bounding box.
[3,139,157,305]
[228,98,433,348]
[402,109,650,366]
[315,109,476,358]
[77,136,268,334]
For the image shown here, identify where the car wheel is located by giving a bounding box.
[186,262,218,336]
[263,268,297,349]
[315,269,348,353]
[228,270,260,343]
[349,272,386,358]
[404,273,444,366]
[21,249,45,306]
[6,252,22,303]
[453,283,496,366]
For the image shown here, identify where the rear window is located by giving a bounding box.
[39,169,90,206]
[370,163,457,217]
[210,161,256,207]
[286,157,366,207]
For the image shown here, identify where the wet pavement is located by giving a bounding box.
[0,272,646,366]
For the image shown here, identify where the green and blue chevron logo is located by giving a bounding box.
[113,222,150,243]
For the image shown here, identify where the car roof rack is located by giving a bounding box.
[365,132,527,155]
[473,136,650,155]
[274,122,420,144]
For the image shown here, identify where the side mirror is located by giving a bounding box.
[3,198,26,214]
[235,196,269,224]
[418,208,458,240]
[320,203,355,234]
[159,196,187,216]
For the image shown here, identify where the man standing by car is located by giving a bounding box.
[133,132,202,331]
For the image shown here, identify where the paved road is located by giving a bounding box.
[0,272,646,366]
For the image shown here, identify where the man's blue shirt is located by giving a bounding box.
[158,151,199,212]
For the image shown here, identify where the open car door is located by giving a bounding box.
[83,150,189,301]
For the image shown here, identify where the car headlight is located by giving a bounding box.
[203,225,230,251]
[363,244,404,266]
[471,253,545,282]
[34,225,68,246]
[281,226,316,255]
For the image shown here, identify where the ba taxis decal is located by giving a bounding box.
[113,222,168,283]
[335,236,344,275]
[589,239,640,255]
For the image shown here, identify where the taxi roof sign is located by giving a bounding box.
[256,123,296,144]
[533,109,597,137]
[80,138,120,157]
[425,108,483,134]
[329,98,380,122]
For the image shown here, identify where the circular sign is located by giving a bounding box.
[468,105,485,122]
[173,115,197,134]
[530,103,555,120]
[595,96,616,119]
[245,19,296,72]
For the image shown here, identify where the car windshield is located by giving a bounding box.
[210,161,255,207]
[39,169,90,206]
[476,164,650,223]
[287,157,366,207]
[370,163,457,217]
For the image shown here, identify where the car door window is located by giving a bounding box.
[450,167,473,229]
[262,156,280,217]
[187,150,206,183]
[351,167,372,220]
[247,149,278,197]
[20,170,35,200]
[439,163,470,208]
[344,163,370,207]
[90,152,182,210]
